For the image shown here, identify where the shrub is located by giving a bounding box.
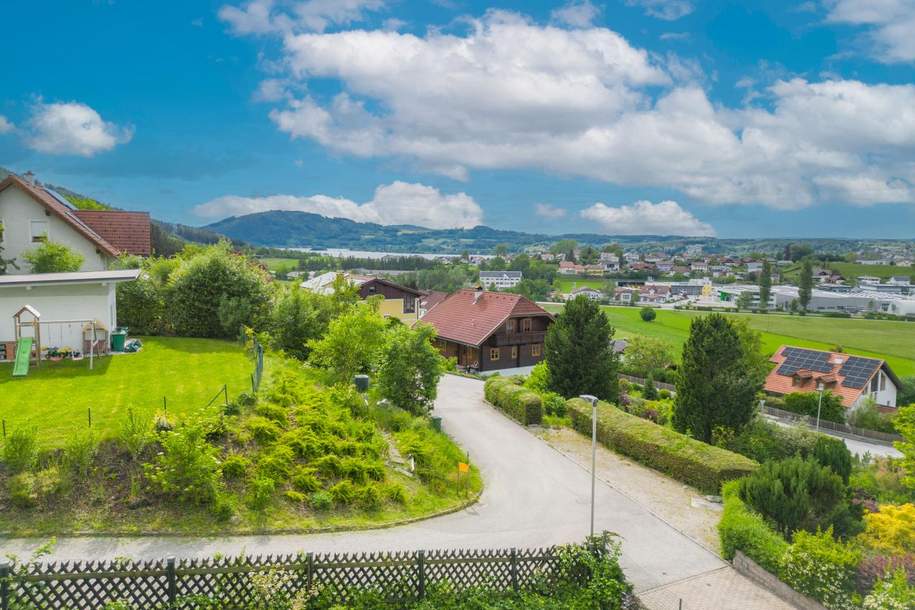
[739,457,862,540]
[524,361,550,393]
[542,392,567,417]
[309,490,333,511]
[118,409,153,460]
[8,467,63,509]
[659,389,671,400]
[221,454,249,480]
[780,529,860,610]
[567,397,758,494]
[847,398,897,434]
[862,569,915,610]
[642,374,658,400]
[24,241,84,273]
[211,494,235,522]
[330,480,356,506]
[2,427,38,473]
[291,468,321,493]
[284,490,307,504]
[356,483,384,511]
[783,391,846,424]
[813,436,853,483]
[117,275,165,335]
[62,431,97,478]
[639,307,656,322]
[859,504,915,555]
[484,376,543,425]
[245,416,283,444]
[377,323,444,417]
[724,417,819,463]
[254,403,288,425]
[144,425,223,506]
[256,446,295,481]
[718,480,789,573]
[856,554,915,593]
[246,476,275,511]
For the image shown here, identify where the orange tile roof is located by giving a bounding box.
[420,289,552,346]
[74,210,151,256]
[764,345,891,408]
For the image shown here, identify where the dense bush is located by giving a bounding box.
[723,418,818,463]
[566,397,757,494]
[376,324,444,416]
[783,391,846,424]
[718,480,789,573]
[308,304,388,383]
[738,457,862,540]
[484,376,543,425]
[847,398,897,434]
[23,241,84,273]
[144,425,223,506]
[116,274,165,335]
[1,427,38,474]
[780,529,861,610]
[813,436,853,483]
[639,307,656,322]
[859,503,915,555]
[268,285,353,360]
[862,569,915,610]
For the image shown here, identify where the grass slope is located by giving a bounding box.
[0,337,252,447]
[542,304,915,376]
[552,277,611,294]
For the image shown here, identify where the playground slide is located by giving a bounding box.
[12,338,33,377]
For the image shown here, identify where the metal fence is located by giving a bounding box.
[619,373,676,393]
[1,545,562,609]
[760,404,901,446]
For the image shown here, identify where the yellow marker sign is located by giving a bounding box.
[458,462,470,474]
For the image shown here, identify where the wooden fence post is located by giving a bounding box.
[166,557,177,606]
[510,548,519,592]
[417,551,426,600]
[223,384,229,407]
[1,561,10,610]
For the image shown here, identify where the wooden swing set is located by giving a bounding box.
[13,305,103,370]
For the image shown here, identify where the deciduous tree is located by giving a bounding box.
[24,241,83,273]
[377,324,444,416]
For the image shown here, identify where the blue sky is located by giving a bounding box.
[2,0,915,238]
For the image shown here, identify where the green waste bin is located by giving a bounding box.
[430,416,442,432]
[111,329,127,352]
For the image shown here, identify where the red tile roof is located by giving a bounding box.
[74,210,152,256]
[764,345,893,408]
[420,289,552,346]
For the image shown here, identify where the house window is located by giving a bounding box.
[880,372,886,391]
[30,219,49,243]
[531,343,542,357]
[521,318,532,332]
[489,348,500,361]
[506,319,516,333]
[511,346,518,359]
[871,375,879,394]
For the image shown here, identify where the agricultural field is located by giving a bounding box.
[782,261,914,284]
[0,337,253,447]
[258,257,300,273]
[542,304,915,376]
[552,277,612,294]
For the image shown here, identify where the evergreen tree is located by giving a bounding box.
[544,295,619,402]
[799,259,813,313]
[673,314,759,443]
[643,373,659,400]
[758,259,772,312]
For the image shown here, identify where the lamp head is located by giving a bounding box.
[579,394,599,406]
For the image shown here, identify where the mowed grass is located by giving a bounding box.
[258,257,300,272]
[542,304,915,377]
[782,261,914,284]
[552,277,610,294]
[0,337,253,447]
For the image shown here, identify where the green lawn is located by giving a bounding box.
[0,336,253,447]
[782,261,914,284]
[258,257,300,272]
[543,304,915,377]
[552,277,611,294]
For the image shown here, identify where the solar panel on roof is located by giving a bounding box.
[840,356,880,389]
[45,188,77,210]
[778,347,834,376]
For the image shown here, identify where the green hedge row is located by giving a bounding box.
[566,398,758,494]
[484,377,543,425]
[718,480,789,574]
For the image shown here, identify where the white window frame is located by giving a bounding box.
[30,218,49,243]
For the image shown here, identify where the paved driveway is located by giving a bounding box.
[4,375,726,594]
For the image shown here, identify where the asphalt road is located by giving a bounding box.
[767,416,902,458]
[2,375,724,593]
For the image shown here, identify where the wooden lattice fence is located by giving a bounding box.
[1,545,560,609]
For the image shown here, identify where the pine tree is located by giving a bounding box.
[673,314,759,443]
[799,259,813,313]
[544,295,619,402]
[758,259,772,312]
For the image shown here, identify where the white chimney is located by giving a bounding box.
[22,171,35,184]
[473,285,484,304]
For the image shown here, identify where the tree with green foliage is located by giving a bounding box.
[377,324,444,416]
[895,402,915,490]
[673,314,759,443]
[578,245,599,265]
[0,222,17,274]
[738,457,862,539]
[510,278,552,301]
[269,286,350,360]
[639,307,656,322]
[729,318,769,387]
[897,376,915,406]
[812,436,852,483]
[308,303,388,383]
[550,239,578,262]
[799,259,813,312]
[166,242,273,337]
[758,260,772,312]
[621,335,672,377]
[544,295,619,402]
[643,373,659,400]
[23,241,84,273]
[493,243,509,257]
[735,291,753,311]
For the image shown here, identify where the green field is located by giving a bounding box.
[782,261,914,284]
[258,257,300,272]
[0,337,253,447]
[543,304,915,377]
[552,277,611,294]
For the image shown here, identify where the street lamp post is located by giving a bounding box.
[580,394,599,537]
[815,382,825,432]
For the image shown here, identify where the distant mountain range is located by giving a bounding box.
[204,210,717,253]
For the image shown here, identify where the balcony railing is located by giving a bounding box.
[494,331,546,346]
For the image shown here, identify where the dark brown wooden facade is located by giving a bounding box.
[436,313,551,372]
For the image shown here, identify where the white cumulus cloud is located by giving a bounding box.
[219,0,385,35]
[626,1,695,21]
[25,102,133,157]
[194,181,483,229]
[535,203,568,219]
[551,1,601,28]
[581,200,715,236]
[827,0,915,63]
[0,116,13,134]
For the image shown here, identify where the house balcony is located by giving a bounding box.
[493,331,547,346]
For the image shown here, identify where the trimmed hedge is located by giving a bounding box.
[566,398,757,494]
[718,480,789,574]
[484,376,543,425]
